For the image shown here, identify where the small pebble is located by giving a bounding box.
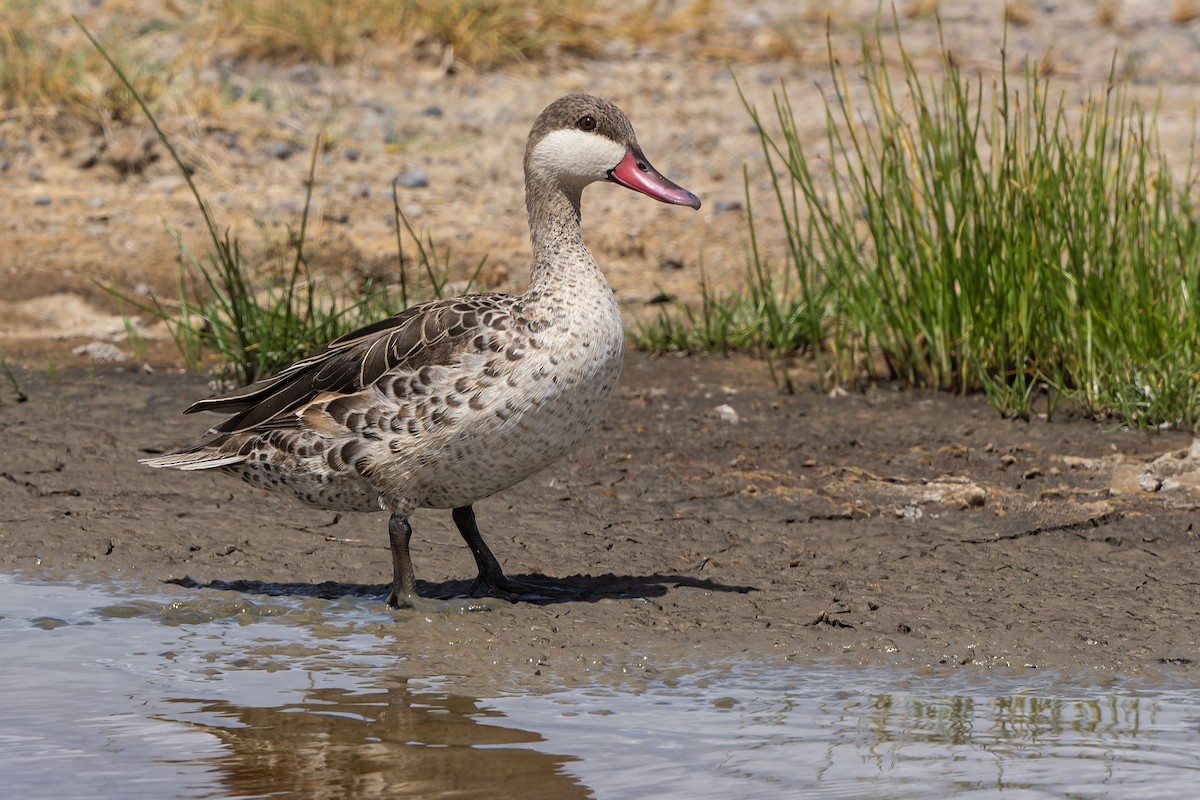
[72,342,125,363]
[395,167,429,188]
[287,65,319,86]
[344,147,360,162]
[34,195,51,206]
[268,141,295,160]
[712,199,742,214]
[1138,473,1164,492]
[713,404,740,425]
[962,486,987,507]
[145,175,183,193]
[274,198,305,216]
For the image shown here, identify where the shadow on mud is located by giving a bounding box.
[165,573,756,605]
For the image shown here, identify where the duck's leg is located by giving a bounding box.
[452,505,583,601]
[385,513,418,608]
[386,512,501,612]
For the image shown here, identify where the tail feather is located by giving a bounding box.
[140,445,247,471]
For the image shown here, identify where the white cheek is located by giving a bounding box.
[529,129,627,186]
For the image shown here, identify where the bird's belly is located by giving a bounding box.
[227,325,625,515]
[379,345,624,509]
[221,457,384,513]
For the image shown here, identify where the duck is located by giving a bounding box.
[142,93,701,610]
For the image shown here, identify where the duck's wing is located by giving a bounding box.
[186,294,514,435]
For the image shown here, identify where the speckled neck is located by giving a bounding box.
[524,171,599,293]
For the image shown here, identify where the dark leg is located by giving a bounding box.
[452,505,508,593]
[386,511,500,612]
[385,513,417,608]
[452,505,583,601]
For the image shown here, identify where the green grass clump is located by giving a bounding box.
[633,166,822,395]
[640,21,1200,429]
[124,163,479,386]
[1,359,28,403]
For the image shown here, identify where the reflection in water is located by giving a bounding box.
[486,673,1200,799]
[2,575,1199,799]
[818,690,1198,797]
[167,685,587,800]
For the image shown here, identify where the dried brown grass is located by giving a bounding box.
[1171,0,1200,24]
[1096,0,1120,26]
[1004,0,1034,27]
[0,0,170,120]
[212,0,606,67]
[2,0,712,122]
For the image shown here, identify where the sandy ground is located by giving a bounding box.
[7,1,1200,366]
[3,1,1200,682]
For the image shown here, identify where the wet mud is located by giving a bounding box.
[2,353,1198,683]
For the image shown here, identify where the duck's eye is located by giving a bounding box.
[578,115,597,131]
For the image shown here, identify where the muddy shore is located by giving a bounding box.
[3,354,1198,687]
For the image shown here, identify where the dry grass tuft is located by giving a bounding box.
[1004,0,1034,26]
[903,0,940,19]
[1171,0,1200,24]
[0,0,613,124]
[213,0,372,65]
[1036,47,1057,78]
[212,0,605,67]
[1096,0,1120,26]
[0,0,162,120]
[5,0,814,128]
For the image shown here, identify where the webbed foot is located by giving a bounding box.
[454,505,585,603]
[466,572,585,603]
[385,587,503,613]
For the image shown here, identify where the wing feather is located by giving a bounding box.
[184,294,512,435]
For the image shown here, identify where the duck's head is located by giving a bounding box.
[524,94,701,210]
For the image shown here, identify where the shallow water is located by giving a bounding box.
[2,575,1198,799]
